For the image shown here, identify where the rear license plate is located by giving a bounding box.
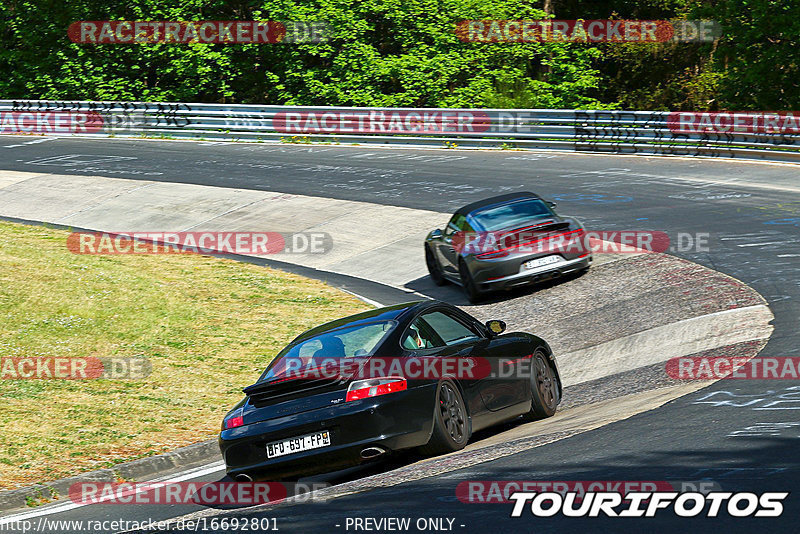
[523,255,565,270]
[266,430,331,459]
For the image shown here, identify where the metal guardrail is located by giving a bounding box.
[2,100,800,163]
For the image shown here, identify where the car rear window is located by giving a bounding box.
[469,198,553,231]
[259,321,396,381]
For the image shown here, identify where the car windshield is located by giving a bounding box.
[259,321,396,382]
[469,199,553,231]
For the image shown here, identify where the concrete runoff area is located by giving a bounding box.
[0,172,634,288]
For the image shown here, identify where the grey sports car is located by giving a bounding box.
[425,192,592,302]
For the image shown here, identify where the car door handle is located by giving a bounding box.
[453,348,486,380]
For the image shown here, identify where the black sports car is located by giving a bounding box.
[425,192,592,302]
[219,300,561,481]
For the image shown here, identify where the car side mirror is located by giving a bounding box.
[431,228,443,238]
[485,320,506,336]
[546,200,557,209]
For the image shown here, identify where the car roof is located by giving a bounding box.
[290,300,442,343]
[455,191,543,217]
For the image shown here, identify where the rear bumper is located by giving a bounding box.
[219,384,437,479]
[479,255,591,291]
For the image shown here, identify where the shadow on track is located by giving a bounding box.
[404,269,589,307]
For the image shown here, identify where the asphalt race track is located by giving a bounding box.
[1,136,799,532]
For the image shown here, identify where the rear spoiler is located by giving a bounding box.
[498,220,570,236]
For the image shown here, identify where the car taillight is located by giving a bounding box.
[346,377,407,402]
[225,416,244,429]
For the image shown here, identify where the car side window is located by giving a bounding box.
[401,319,442,350]
[419,311,481,346]
[444,214,466,236]
[297,339,322,358]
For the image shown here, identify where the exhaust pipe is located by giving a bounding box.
[234,473,253,482]
[360,446,386,459]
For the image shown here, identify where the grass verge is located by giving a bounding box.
[0,220,370,489]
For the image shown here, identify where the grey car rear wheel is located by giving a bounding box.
[458,260,482,303]
[425,245,447,286]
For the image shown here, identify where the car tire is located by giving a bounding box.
[458,260,482,303]
[523,350,559,420]
[419,380,469,455]
[425,245,448,286]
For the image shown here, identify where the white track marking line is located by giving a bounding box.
[2,137,56,149]
[339,289,383,308]
[0,462,225,524]
[737,242,784,247]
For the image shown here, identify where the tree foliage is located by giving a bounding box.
[0,0,797,110]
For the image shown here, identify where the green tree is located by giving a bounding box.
[0,0,611,108]
[697,0,800,110]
